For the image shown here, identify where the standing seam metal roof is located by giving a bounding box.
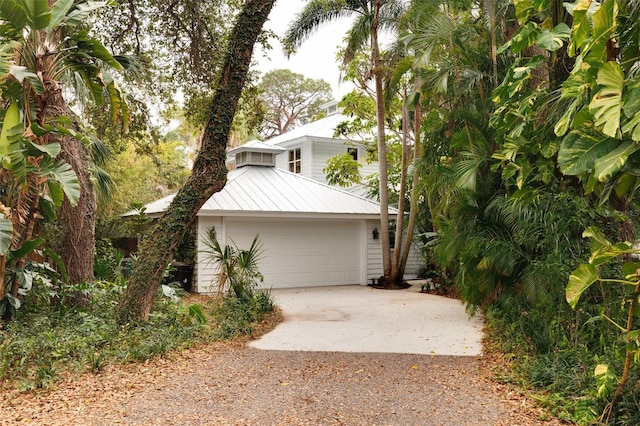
[264,113,353,145]
[201,166,388,215]
[130,166,394,217]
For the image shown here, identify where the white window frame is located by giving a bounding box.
[289,147,301,173]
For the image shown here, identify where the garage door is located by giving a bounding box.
[225,218,362,288]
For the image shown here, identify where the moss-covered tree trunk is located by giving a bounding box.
[116,0,276,323]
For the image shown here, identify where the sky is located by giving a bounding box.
[254,0,356,100]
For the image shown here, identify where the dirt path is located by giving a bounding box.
[1,342,561,426]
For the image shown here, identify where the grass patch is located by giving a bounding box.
[0,280,277,391]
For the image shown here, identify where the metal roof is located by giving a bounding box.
[126,166,394,218]
[265,113,354,145]
[228,139,285,154]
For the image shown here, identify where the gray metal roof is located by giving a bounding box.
[228,139,285,154]
[265,113,353,145]
[127,166,394,218]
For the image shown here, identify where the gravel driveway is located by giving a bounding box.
[2,346,558,425]
[1,287,560,425]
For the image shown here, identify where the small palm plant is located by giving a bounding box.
[201,228,263,300]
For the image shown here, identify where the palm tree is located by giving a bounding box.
[0,0,130,298]
[398,0,514,304]
[284,0,406,285]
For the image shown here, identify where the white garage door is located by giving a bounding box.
[225,218,362,288]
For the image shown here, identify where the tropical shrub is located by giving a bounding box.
[201,229,264,299]
[0,274,274,390]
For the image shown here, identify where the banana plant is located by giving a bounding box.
[0,0,131,312]
[566,226,640,419]
[0,100,81,311]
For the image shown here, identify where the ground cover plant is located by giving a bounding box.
[0,276,276,391]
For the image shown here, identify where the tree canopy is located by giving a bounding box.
[257,69,332,139]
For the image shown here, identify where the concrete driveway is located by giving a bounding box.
[249,284,483,356]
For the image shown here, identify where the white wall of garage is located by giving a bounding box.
[196,216,381,292]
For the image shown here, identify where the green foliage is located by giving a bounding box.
[324,152,363,187]
[93,0,240,116]
[554,0,640,199]
[564,226,640,420]
[0,277,274,389]
[96,137,190,240]
[201,231,264,300]
[94,238,125,280]
[396,0,640,423]
[0,0,136,308]
[210,290,274,340]
[437,186,596,314]
[257,68,332,139]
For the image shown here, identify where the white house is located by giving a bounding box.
[133,106,423,292]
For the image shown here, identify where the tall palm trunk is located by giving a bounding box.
[56,130,96,286]
[372,0,392,279]
[117,0,276,323]
[398,100,422,277]
[391,88,410,283]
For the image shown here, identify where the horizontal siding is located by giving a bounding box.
[366,221,425,282]
[196,217,223,294]
[275,151,287,171]
[301,141,313,179]
[360,162,379,181]
[312,141,353,183]
[394,242,424,279]
[366,219,383,281]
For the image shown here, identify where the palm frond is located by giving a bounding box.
[90,163,115,202]
[344,13,371,64]
[283,0,357,55]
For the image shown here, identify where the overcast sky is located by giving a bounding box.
[254,0,355,100]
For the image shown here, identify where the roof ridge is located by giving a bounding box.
[271,167,394,211]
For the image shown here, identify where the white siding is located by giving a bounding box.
[275,150,288,170]
[312,142,375,185]
[196,216,223,293]
[360,161,379,181]
[312,140,351,182]
[365,220,425,282]
[301,141,314,179]
[402,242,423,278]
[366,219,383,282]
[274,142,314,179]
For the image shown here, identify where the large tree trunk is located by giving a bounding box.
[42,87,96,289]
[44,0,96,285]
[117,0,276,323]
[55,117,96,286]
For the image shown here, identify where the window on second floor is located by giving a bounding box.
[289,148,301,173]
[347,147,358,161]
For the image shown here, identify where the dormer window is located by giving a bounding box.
[289,148,301,173]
